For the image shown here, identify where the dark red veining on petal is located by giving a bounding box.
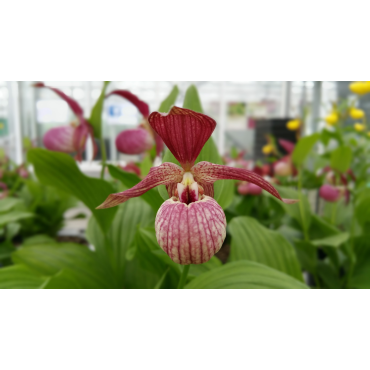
[148,107,216,170]
[191,161,297,204]
[155,196,226,264]
[97,162,184,209]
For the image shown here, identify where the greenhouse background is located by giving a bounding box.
[1,80,370,291]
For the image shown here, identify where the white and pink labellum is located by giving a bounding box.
[43,125,76,153]
[319,184,341,202]
[274,161,292,177]
[237,182,262,196]
[155,195,226,265]
[115,128,154,155]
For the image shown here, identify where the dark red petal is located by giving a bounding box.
[106,90,150,118]
[278,139,295,154]
[148,107,216,170]
[191,161,297,204]
[154,133,164,156]
[33,82,84,119]
[96,162,184,209]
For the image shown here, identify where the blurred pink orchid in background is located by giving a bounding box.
[33,83,97,161]
[106,90,164,156]
[237,182,262,196]
[97,107,296,265]
[120,162,141,177]
[319,184,342,202]
[0,182,8,199]
[273,139,297,177]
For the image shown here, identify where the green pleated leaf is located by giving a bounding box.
[28,148,116,233]
[347,236,370,289]
[88,81,110,138]
[330,146,352,173]
[12,242,118,289]
[274,186,312,230]
[185,261,309,289]
[86,197,155,288]
[107,164,163,212]
[158,85,179,113]
[0,264,47,289]
[311,232,349,248]
[0,197,23,213]
[0,211,33,227]
[228,216,303,281]
[159,84,233,209]
[292,133,320,167]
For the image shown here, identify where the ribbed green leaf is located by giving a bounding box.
[311,233,349,248]
[0,211,33,227]
[0,197,22,213]
[86,197,155,288]
[88,81,110,138]
[228,216,303,281]
[292,133,320,167]
[159,84,234,209]
[107,164,163,212]
[28,148,116,233]
[158,85,179,113]
[12,242,118,289]
[330,146,352,173]
[0,265,47,289]
[185,261,309,289]
[348,236,370,288]
[274,186,312,230]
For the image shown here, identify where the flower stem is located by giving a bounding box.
[100,136,107,179]
[297,169,309,241]
[177,264,190,289]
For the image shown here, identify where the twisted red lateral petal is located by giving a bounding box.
[33,82,84,119]
[278,139,295,154]
[106,90,150,118]
[191,161,298,204]
[149,107,216,170]
[96,162,184,209]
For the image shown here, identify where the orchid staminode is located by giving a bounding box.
[34,83,97,161]
[97,107,297,265]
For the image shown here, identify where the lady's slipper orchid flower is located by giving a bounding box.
[354,123,366,132]
[262,144,273,155]
[319,184,342,203]
[34,83,97,161]
[97,107,296,265]
[286,119,300,131]
[350,108,365,120]
[237,182,262,196]
[349,81,370,95]
[325,112,339,126]
[106,90,164,156]
[120,162,141,177]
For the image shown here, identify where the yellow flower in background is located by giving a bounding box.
[367,132,370,137]
[349,81,370,95]
[354,123,366,132]
[286,119,300,131]
[350,108,365,119]
[0,123,4,129]
[262,144,273,155]
[325,112,339,125]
